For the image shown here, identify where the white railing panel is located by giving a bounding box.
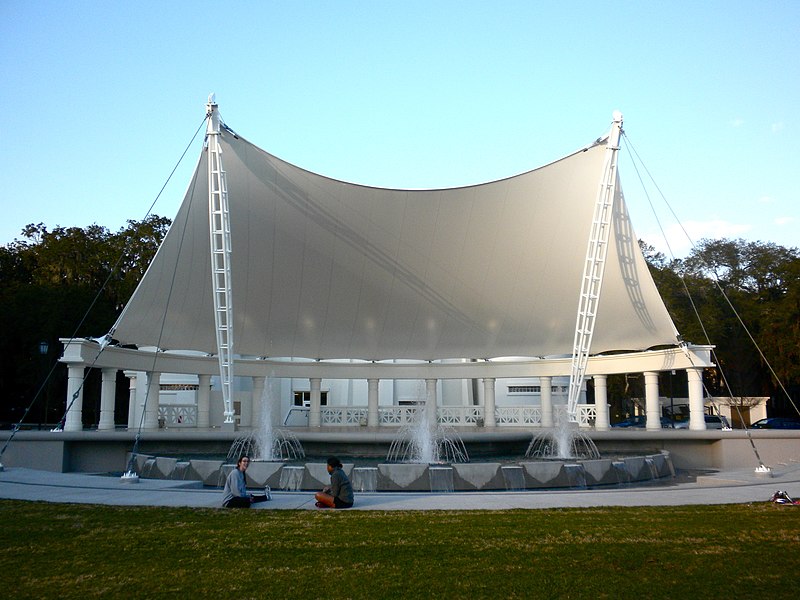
[577,405,596,428]
[320,407,368,426]
[379,406,420,426]
[439,406,484,425]
[495,406,542,426]
[158,405,197,427]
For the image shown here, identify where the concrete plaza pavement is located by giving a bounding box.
[2,462,800,510]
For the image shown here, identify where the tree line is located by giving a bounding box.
[637,238,800,418]
[0,216,170,425]
[0,217,798,426]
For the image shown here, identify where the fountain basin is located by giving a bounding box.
[125,451,675,491]
[242,460,285,488]
[454,463,507,491]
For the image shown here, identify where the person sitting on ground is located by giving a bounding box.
[222,456,270,508]
[315,456,354,509]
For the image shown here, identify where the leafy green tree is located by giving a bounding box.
[682,239,800,394]
[643,238,800,411]
[0,216,170,425]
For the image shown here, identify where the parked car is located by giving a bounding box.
[659,417,678,429]
[750,417,800,430]
[612,416,676,428]
[611,416,645,428]
[673,415,731,430]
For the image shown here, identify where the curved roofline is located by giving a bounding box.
[224,127,608,193]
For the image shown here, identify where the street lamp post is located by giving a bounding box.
[39,341,49,428]
[670,369,675,422]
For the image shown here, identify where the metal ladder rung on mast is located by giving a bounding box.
[206,94,236,426]
[567,112,623,421]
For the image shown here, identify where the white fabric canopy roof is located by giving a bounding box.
[112,127,679,360]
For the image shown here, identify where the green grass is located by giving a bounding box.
[0,500,798,599]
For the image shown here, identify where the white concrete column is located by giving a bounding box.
[64,364,85,431]
[124,371,138,429]
[425,379,438,427]
[593,374,610,431]
[687,367,706,430]
[309,378,322,427]
[540,376,553,427]
[143,371,161,429]
[270,379,283,428]
[644,371,661,430]
[251,376,266,429]
[197,374,211,428]
[367,378,379,427]
[238,391,250,428]
[98,368,117,431]
[482,378,496,427]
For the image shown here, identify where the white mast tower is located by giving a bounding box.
[566,111,623,422]
[206,95,236,428]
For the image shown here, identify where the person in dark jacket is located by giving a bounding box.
[315,456,354,509]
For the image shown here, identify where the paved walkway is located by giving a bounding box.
[2,463,800,510]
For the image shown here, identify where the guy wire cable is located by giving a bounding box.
[621,133,777,469]
[0,116,207,466]
[624,133,798,416]
[125,150,204,475]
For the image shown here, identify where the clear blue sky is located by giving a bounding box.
[2,1,798,258]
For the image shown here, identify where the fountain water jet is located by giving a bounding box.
[227,380,305,463]
[525,412,600,460]
[386,394,469,464]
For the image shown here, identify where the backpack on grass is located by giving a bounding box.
[769,490,799,505]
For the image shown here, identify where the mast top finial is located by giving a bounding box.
[206,94,220,133]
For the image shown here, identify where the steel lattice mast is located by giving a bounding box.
[566,111,623,422]
[206,95,236,427]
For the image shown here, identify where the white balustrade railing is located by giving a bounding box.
[495,406,542,426]
[320,406,368,426]
[438,405,484,425]
[378,405,421,426]
[158,404,197,427]
[282,404,596,428]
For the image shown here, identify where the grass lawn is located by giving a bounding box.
[0,500,798,599]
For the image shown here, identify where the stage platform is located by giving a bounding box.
[2,427,799,474]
